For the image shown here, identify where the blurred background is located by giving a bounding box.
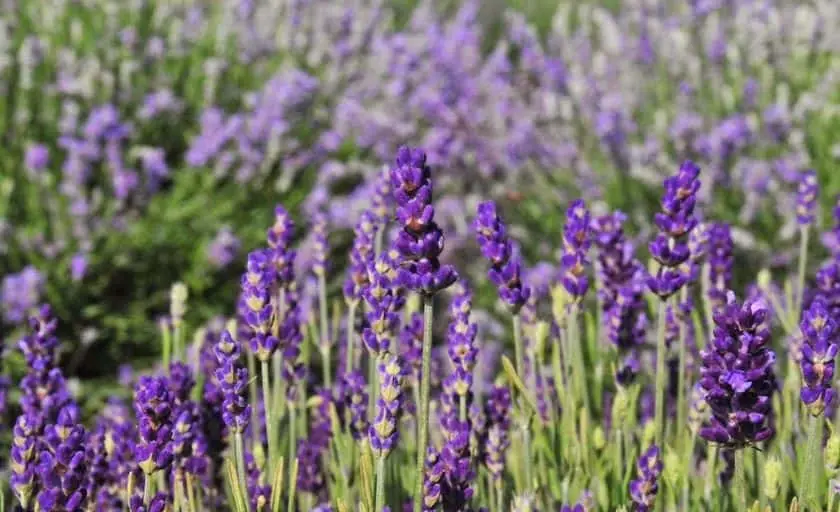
[0,0,838,411]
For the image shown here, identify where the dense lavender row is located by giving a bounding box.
[4,144,840,512]
[3,0,840,373]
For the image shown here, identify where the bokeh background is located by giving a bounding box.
[1,0,838,413]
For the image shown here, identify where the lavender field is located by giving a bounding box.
[1,0,840,510]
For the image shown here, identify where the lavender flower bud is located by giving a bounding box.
[482,385,512,483]
[706,223,733,312]
[629,445,662,511]
[37,405,88,511]
[343,211,378,304]
[213,331,250,433]
[362,253,404,356]
[560,199,592,299]
[474,201,530,313]
[312,212,329,277]
[240,250,278,361]
[648,161,701,299]
[369,354,404,458]
[797,170,819,226]
[799,298,838,416]
[390,146,457,295]
[134,376,175,475]
[342,370,369,440]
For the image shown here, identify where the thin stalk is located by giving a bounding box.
[173,324,182,363]
[287,404,297,512]
[272,290,287,416]
[246,349,259,449]
[704,446,717,504]
[459,394,467,422]
[676,288,689,454]
[654,299,668,448]
[234,432,250,512]
[796,225,810,319]
[345,301,357,373]
[413,296,434,512]
[804,414,824,511]
[568,304,590,412]
[368,351,379,422]
[374,456,387,512]
[318,273,331,387]
[512,313,533,489]
[496,484,504,512]
[261,361,276,478]
[734,449,747,511]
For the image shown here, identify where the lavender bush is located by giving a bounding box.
[2,0,840,510]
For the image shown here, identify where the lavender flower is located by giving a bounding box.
[706,223,733,312]
[297,390,333,495]
[25,143,49,174]
[482,385,512,484]
[11,414,39,509]
[390,146,457,295]
[369,354,405,458]
[267,205,296,286]
[474,201,530,312]
[797,170,819,226]
[342,370,369,440]
[822,195,840,257]
[607,281,647,386]
[208,227,241,268]
[343,211,378,304]
[362,252,404,356]
[134,376,175,475]
[246,450,271,510]
[699,293,775,448]
[213,331,250,433]
[591,211,637,311]
[648,161,701,299]
[560,199,592,299]
[629,445,662,511]
[423,447,444,511]
[37,406,88,511]
[799,299,838,416]
[240,250,278,361]
[312,212,329,277]
[2,267,44,324]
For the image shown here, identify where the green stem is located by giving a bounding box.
[287,404,297,512]
[796,225,810,320]
[318,273,331,387]
[701,262,714,340]
[804,414,825,511]
[374,456,387,512]
[413,296,434,512]
[261,361,276,478]
[234,432,250,512]
[734,450,748,511]
[459,394,467,422]
[368,350,379,422]
[512,313,534,490]
[654,299,668,448]
[247,349,259,449]
[676,289,689,454]
[569,305,590,413]
[186,473,199,512]
[345,301,357,373]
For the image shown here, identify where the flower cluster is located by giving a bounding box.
[648,161,701,299]
[699,293,776,448]
[629,445,662,512]
[799,299,838,416]
[390,146,457,295]
[560,200,592,300]
[369,354,405,458]
[474,201,530,312]
[214,331,251,433]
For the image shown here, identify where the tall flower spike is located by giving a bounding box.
[343,211,378,305]
[11,414,39,509]
[482,386,512,484]
[213,331,251,433]
[648,161,701,298]
[706,223,733,312]
[240,249,278,361]
[362,252,404,356]
[699,292,776,448]
[445,282,478,399]
[629,445,662,511]
[799,298,838,416]
[560,199,592,299]
[796,170,819,226]
[342,370,369,440]
[591,211,638,311]
[267,205,296,286]
[390,146,457,295]
[133,376,175,475]
[312,212,329,277]
[474,201,530,313]
[368,354,405,458]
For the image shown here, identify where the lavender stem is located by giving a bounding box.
[318,273,331,387]
[413,296,434,512]
[345,302,357,373]
[512,313,533,489]
[375,456,386,512]
[287,403,297,512]
[261,361,276,478]
[734,449,747,511]
[796,225,810,320]
[654,299,668,448]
